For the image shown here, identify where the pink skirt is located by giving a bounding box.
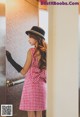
[19,78,47,111]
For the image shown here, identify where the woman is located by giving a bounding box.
[6,26,47,117]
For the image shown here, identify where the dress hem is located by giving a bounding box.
[19,108,47,111]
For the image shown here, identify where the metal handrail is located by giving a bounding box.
[6,78,25,87]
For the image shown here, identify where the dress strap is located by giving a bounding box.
[30,48,35,57]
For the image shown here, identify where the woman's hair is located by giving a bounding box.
[29,33,47,70]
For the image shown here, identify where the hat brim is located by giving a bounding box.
[25,30,45,39]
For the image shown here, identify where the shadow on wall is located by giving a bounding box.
[0,47,5,75]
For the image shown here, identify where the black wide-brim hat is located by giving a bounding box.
[25,26,45,39]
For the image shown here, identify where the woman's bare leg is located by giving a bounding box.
[28,111,36,117]
[36,111,42,117]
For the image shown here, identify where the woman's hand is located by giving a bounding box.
[6,50,12,61]
[6,50,23,72]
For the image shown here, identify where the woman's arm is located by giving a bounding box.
[6,51,23,72]
[20,49,32,75]
[6,49,32,75]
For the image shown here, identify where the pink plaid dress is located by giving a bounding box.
[19,48,47,111]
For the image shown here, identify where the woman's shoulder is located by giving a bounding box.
[28,47,35,56]
[27,47,35,52]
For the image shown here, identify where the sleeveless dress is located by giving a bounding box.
[19,48,47,111]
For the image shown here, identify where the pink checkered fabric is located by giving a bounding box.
[19,48,47,111]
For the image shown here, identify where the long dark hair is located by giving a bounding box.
[29,34,47,70]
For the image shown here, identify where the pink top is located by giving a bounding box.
[25,48,46,83]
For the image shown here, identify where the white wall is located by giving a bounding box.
[47,0,78,117]
[0,17,5,47]
[39,9,48,43]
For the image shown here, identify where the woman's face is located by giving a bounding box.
[28,34,37,46]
